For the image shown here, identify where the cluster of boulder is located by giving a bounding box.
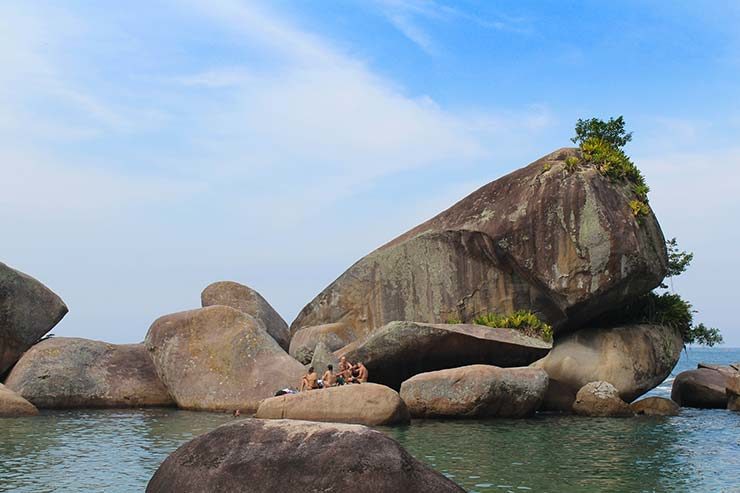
[671,362,740,411]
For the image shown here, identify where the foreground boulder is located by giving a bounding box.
[145,306,304,412]
[400,365,547,418]
[201,281,290,351]
[255,383,409,426]
[630,397,680,416]
[727,374,740,411]
[0,383,38,417]
[5,338,173,408]
[289,322,354,364]
[671,366,736,409]
[0,262,68,374]
[292,148,667,342]
[572,381,633,417]
[147,419,464,493]
[338,321,550,390]
[533,324,682,411]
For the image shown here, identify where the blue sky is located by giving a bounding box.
[2,0,739,345]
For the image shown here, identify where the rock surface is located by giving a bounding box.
[0,382,38,417]
[0,262,68,374]
[291,148,667,342]
[145,306,304,412]
[5,338,173,409]
[727,374,740,411]
[289,323,355,364]
[400,365,548,418]
[146,419,464,493]
[201,281,290,351]
[255,383,409,426]
[630,396,680,416]
[533,324,682,411]
[309,341,338,376]
[572,381,633,417]
[671,367,733,409]
[337,321,550,390]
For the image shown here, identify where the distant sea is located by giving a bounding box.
[1,347,738,493]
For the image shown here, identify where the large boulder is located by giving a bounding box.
[671,366,736,409]
[145,306,304,412]
[727,374,740,411]
[400,365,548,418]
[201,281,290,351]
[630,396,680,416]
[291,148,667,342]
[147,419,464,493]
[255,383,409,426]
[289,322,354,364]
[533,324,682,411]
[0,262,68,374]
[4,338,174,408]
[337,321,550,390]
[0,382,38,417]
[572,381,633,417]
[309,341,338,376]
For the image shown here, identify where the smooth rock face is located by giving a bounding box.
[201,281,290,351]
[145,306,305,412]
[572,381,633,417]
[289,323,355,364]
[146,419,464,493]
[671,368,732,409]
[5,338,173,408]
[338,321,550,390]
[0,262,68,374]
[533,324,682,411]
[292,148,667,341]
[400,365,548,418]
[727,374,740,411]
[630,397,680,416]
[255,383,409,426]
[0,383,38,417]
[309,341,338,376]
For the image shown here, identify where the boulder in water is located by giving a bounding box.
[671,367,733,409]
[572,381,633,417]
[630,396,679,416]
[727,374,740,412]
[0,383,38,417]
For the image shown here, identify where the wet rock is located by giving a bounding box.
[572,381,633,417]
[630,396,679,416]
[145,306,304,412]
[0,383,38,417]
[5,338,173,408]
[255,383,409,426]
[671,367,733,409]
[201,281,290,351]
[289,323,355,364]
[146,419,464,493]
[0,262,68,374]
[400,365,548,418]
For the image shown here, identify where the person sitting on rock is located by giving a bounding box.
[300,367,319,391]
[355,362,368,383]
[337,356,353,385]
[322,364,337,387]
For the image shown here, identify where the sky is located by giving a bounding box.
[2,0,739,345]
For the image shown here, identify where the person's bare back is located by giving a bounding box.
[322,364,336,387]
[300,367,319,391]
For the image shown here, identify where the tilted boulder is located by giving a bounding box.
[0,262,68,374]
[400,365,548,419]
[5,338,173,408]
[671,365,738,409]
[145,306,304,412]
[292,148,667,343]
[289,323,354,364]
[255,383,409,426]
[309,341,338,376]
[0,383,38,417]
[201,281,290,351]
[630,396,680,416]
[533,324,682,411]
[337,321,550,390]
[572,381,633,417]
[146,419,464,493]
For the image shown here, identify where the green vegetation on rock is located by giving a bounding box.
[474,311,553,342]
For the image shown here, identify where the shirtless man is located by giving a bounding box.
[300,367,319,391]
[337,356,353,385]
[322,364,337,387]
[355,362,369,383]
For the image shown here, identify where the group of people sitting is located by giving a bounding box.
[299,355,368,391]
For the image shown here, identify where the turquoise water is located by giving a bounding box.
[1,348,739,492]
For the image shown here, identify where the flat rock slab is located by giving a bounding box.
[0,383,38,417]
[338,321,550,390]
[146,419,464,493]
[5,338,173,409]
[630,397,680,416]
[573,381,633,417]
[671,368,732,409]
[255,383,409,426]
[400,365,548,418]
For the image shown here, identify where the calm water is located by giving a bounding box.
[1,348,739,493]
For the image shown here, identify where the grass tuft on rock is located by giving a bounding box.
[474,311,553,342]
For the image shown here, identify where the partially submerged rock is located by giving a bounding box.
[572,381,633,417]
[255,383,409,426]
[145,306,304,412]
[289,322,355,364]
[338,321,550,390]
[630,396,679,416]
[671,367,733,409]
[292,148,667,342]
[533,324,682,411]
[0,383,38,417]
[727,374,740,412]
[0,262,68,374]
[4,338,173,409]
[146,419,464,493]
[201,281,290,351]
[400,365,548,419]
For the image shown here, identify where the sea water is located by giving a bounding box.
[1,348,738,493]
